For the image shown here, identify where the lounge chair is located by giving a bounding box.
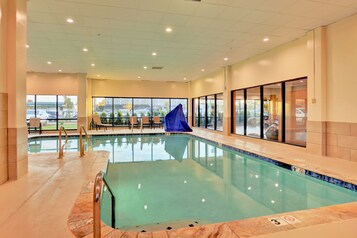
[141,116,151,129]
[92,114,113,131]
[129,116,139,129]
[28,118,42,134]
[152,116,163,129]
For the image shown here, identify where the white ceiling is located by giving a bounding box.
[27,0,357,81]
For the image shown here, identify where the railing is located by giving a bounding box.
[79,124,89,157]
[93,171,116,238]
[58,126,68,159]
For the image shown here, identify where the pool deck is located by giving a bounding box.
[0,128,356,237]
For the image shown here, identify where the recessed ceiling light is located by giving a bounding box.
[201,69,205,72]
[183,77,187,80]
[66,18,74,23]
[58,69,62,72]
[263,37,270,42]
[165,27,172,32]
[97,74,100,77]
[143,66,147,69]
[137,76,141,79]
[91,63,95,67]
[47,61,52,65]
[152,52,157,56]
[83,48,88,52]
[224,57,228,61]
[26,45,29,48]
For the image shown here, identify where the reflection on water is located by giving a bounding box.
[28,135,189,163]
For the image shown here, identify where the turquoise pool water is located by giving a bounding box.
[28,134,357,231]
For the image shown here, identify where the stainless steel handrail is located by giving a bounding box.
[79,124,89,157]
[58,126,68,159]
[93,171,116,238]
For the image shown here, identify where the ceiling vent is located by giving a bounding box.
[152,66,163,70]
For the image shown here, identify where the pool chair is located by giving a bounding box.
[92,114,113,131]
[152,116,163,129]
[129,116,139,129]
[141,116,151,129]
[28,118,42,134]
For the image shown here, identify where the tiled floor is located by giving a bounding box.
[1,128,356,238]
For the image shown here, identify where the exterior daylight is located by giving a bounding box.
[1,0,357,238]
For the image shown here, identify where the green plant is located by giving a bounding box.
[101,112,107,123]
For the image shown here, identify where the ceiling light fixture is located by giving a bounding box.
[83,48,88,52]
[66,18,74,23]
[201,69,205,72]
[137,76,141,79]
[26,45,29,48]
[263,37,270,42]
[97,74,100,77]
[91,63,95,67]
[224,57,228,61]
[183,77,187,80]
[143,66,147,69]
[58,69,62,72]
[47,61,52,65]
[165,27,172,32]
[152,52,157,56]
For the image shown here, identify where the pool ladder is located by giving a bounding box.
[93,171,116,238]
[79,124,89,157]
[58,126,68,159]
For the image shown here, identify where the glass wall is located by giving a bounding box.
[58,96,78,130]
[206,95,215,130]
[246,87,261,138]
[285,79,307,146]
[263,84,282,142]
[26,95,78,130]
[216,93,224,131]
[92,97,188,127]
[199,96,206,128]
[192,93,224,131]
[233,90,244,135]
[231,77,307,147]
[193,98,199,127]
[133,98,151,117]
[114,98,132,126]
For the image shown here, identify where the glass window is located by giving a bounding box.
[93,97,112,124]
[36,95,57,130]
[114,98,132,126]
[285,79,307,146]
[263,84,282,142]
[246,87,261,138]
[171,99,188,117]
[193,98,199,127]
[207,95,215,130]
[26,95,35,120]
[133,98,151,117]
[58,96,78,130]
[233,90,245,135]
[216,93,224,131]
[199,96,206,128]
[153,99,169,118]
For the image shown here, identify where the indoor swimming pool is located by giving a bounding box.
[28,134,357,231]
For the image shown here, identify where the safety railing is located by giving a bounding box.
[93,171,116,238]
[58,126,68,159]
[79,124,89,157]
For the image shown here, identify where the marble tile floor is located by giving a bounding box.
[0,127,356,237]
